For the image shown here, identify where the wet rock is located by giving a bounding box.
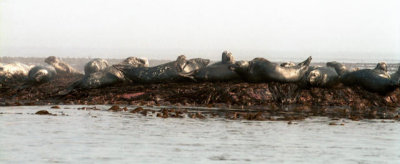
[108,105,123,111]
[35,110,54,115]
[51,105,60,109]
[130,107,144,113]
[329,122,337,125]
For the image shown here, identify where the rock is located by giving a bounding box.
[35,110,53,115]
[51,105,60,109]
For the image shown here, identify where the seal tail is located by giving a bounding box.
[57,79,81,96]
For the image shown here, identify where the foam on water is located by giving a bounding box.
[1,105,400,163]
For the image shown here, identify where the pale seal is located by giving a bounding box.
[45,56,81,75]
[121,57,149,67]
[84,58,109,75]
[0,62,31,84]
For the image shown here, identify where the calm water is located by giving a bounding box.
[1,106,400,163]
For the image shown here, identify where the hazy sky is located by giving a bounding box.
[1,0,399,62]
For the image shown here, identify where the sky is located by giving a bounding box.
[1,0,399,62]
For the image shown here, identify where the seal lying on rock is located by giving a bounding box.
[326,61,349,76]
[0,62,31,84]
[391,66,400,83]
[117,55,210,83]
[75,66,125,89]
[84,58,109,75]
[45,56,81,75]
[302,65,339,87]
[340,62,398,94]
[280,62,296,67]
[72,57,150,89]
[231,56,312,83]
[28,65,57,84]
[194,51,240,82]
[121,57,149,67]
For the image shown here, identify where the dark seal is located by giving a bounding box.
[194,51,240,82]
[117,55,210,83]
[232,56,312,83]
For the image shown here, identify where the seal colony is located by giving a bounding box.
[1,51,400,120]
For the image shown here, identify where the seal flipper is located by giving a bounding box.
[327,61,349,76]
[298,56,312,66]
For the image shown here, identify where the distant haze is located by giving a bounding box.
[1,0,399,62]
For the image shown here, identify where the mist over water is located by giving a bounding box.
[1,0,399,62]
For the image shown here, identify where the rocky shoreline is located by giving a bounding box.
[1,74,399,120]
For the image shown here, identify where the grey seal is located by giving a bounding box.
[302,65,339,87]
[84,58,109,75]
[121,57,149,67]
[117,55,210,83]
[194,51,240,82]
[72,57,150,89]
[45,56,81,75]
[391,66,400,83]
[231,56,312,83]
[326,61,349,76]
[280,62,296,67]
[340,62,398,94]
[28,65,57,84]
[75,66,125,89]
[0,62,31,84]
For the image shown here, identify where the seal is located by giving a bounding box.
[280,62,296,67]
[391,66,400,83]
[117,55,210,83]
[340,62,398,94]
[84,58,109,75]
[121,57,149,67]
[45,56,81,75]
[0,62,31,84]
[75,66,125,89]
[28,65,57,84]
[302,65,339,87]
[231,56,312,83]
[194,51,240,82]
[72,57,152,89]
[326,61,361,76]
[326,61,349,76]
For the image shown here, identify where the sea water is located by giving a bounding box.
[0,106,399,163]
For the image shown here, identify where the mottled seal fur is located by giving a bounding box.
[232,56,312,83]
[72,57,151,89]
[84,58,109,75]
[28,65,57,84]
[340,62,398,94]
[45,56,81,75]
[121,57,149,67]
[194,51,240,82]
[76,66,125,89]
[0,62,31,84]
[117,55,210,83]
[280,62,296,68]
[302,65,339,87]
